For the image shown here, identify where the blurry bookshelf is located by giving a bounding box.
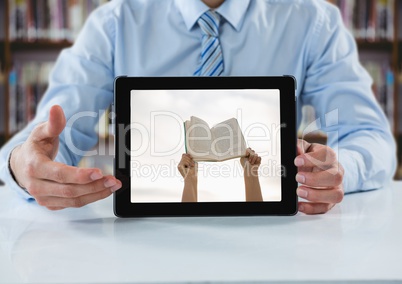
[8,61,54,133]
[0,0,110,171]
[0,64,5,146]
[332,0,394,41]
[8,0,108,42]
[302,0,402,179]
[332,0,396,131]
[0,0,402,179]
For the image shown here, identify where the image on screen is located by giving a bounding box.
[130,89,282,203]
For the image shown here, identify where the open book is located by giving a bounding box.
[184,116,247,162]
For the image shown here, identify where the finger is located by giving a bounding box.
[250,153,258,164]
[297,139,311,155]
[31,105,66,142]
[181,158,193,168]
[295,144,337,170]
[297,185,344,204]
[36,188,113,209]
[182,153,194,161]
[28,175,121,198]
[30,159,103,184]
[246,148,254,160]
[245,148,253,157]
[46,207,64,211]
[181,154,195,166]
[298,202,336,215]
[296,166,344,187]
[178,163,191,176]
[254,153,259,164]
[47,105,66,137]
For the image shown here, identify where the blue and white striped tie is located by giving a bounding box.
[194,10,224,76]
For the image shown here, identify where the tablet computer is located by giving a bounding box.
[114,77,297,217]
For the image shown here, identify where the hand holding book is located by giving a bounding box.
[178,149,263,202]
[178,154,198,202]
[177,154,198,182]
[241,148,262,174]
[241,148,263,202]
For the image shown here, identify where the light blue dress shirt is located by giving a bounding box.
[0,0,397,200]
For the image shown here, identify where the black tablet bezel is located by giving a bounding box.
[114,77,297,217]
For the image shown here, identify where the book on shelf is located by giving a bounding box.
[0,1,5,40]
[0,66,5,134]
[8,61,54,134]
[8,0,109,42]
[331,0,394,41]
[398,1,402,40]
[399,74,402,133]
[7,61,112,139]
[184,116,247,162]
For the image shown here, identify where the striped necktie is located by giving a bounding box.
[194,10,224,76]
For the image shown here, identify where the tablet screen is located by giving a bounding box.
[129,89,282,203]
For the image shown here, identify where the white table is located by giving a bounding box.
[0,182,401,283]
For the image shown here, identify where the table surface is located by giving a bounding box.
[0,182,401,284]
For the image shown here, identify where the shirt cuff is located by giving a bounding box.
[338,148,365,194]
[5,145,35,201]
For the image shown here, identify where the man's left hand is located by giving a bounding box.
[295,139,344,214]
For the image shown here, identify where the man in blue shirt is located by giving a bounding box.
[0,0,397,214]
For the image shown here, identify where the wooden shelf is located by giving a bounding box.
[356,40,394,51]
[7,40,73,51]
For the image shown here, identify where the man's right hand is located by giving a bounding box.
[10,105,122,210]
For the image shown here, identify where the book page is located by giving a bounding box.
[185,116,214,160]
[210,118,246,161]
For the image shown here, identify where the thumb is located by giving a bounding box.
[47,105,66,137]
[297,139,311,156]
[32,105,66,142]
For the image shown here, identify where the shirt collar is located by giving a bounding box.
[175,0,251,32]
